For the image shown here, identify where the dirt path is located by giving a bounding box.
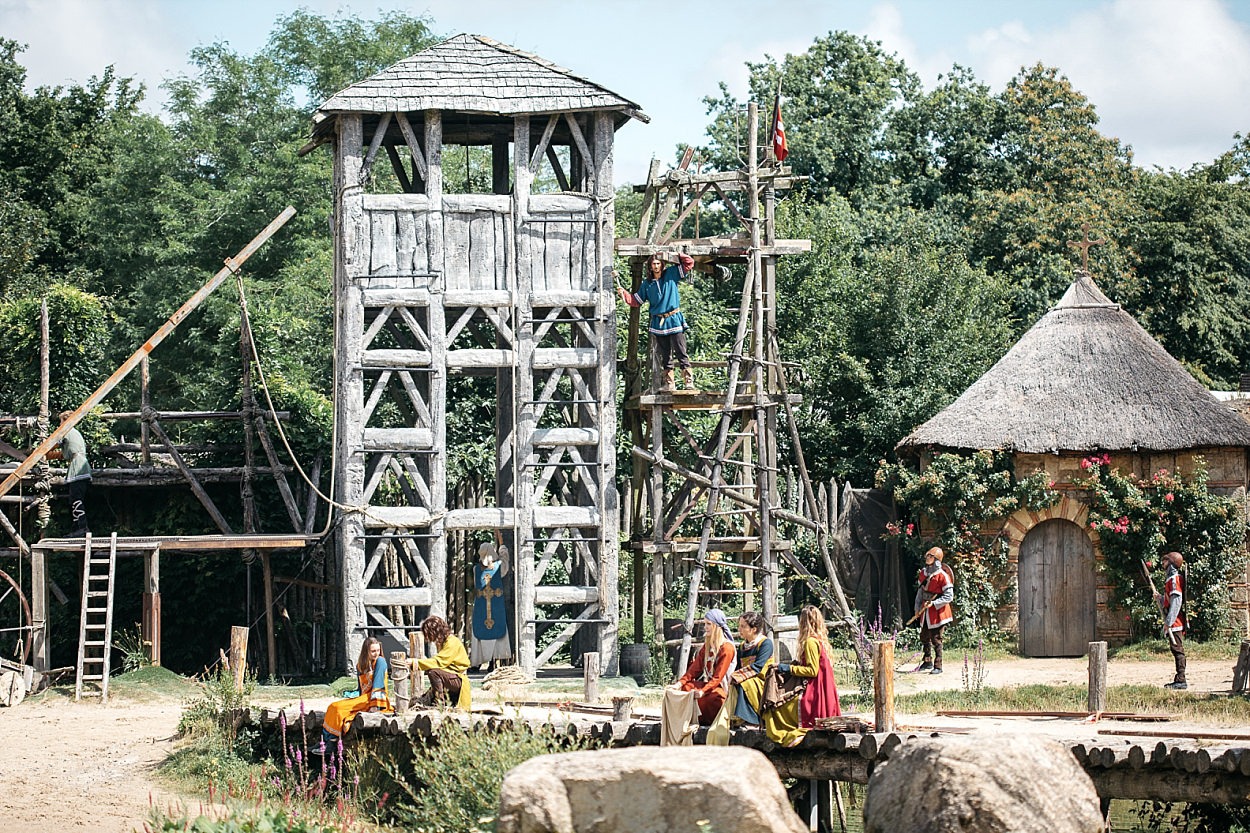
[0,696,184,833]
[0,655,1240,832]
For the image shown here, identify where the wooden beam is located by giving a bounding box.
[360,113,393,183]
[147,419,234,535]
[384,142,414,193]
[395,112,429,183]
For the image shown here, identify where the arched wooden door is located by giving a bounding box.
[1018,518,1096,657]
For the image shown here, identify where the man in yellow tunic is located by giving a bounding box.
[416,615,471,710]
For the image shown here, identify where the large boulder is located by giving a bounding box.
[864,736,1103,833]
[496,746,807,833]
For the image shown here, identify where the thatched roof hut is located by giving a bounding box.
[897,272,1250,656]
[899,272,1250,454]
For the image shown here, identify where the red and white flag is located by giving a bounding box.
[771,92,788,162]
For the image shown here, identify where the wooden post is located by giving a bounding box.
[583,650,600,704]
[410,630,425,695]
[140,357,151,467]
[1233,640,1250,694]
[261,552,277,681]
[142,546,161,665]
[872,639,895,733]
[611,695,634,722]
[229,625,249,692]
[390,650,410,712]
[31,299,51,672]
[1088,640,1108,713]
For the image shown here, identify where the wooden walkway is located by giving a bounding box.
[32,533,318,553]
[253,707,1250,805]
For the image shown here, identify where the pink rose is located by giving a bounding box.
[1164,493,1174,502]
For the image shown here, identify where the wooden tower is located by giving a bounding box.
[309,35,646,674]
[617,104,851,669]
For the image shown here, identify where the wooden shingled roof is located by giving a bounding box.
[314,34,647,122]
[897,272,1250,454]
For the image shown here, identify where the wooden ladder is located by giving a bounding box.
[76,532,118,702]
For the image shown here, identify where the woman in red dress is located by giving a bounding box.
[677,609,738,725]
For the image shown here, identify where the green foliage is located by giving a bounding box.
[113,623,152,673]
[145,804,357,833]
[646,641,674,687]
[1074,456,1246,641]
[876,450,1059,637]
[377,721,596,832]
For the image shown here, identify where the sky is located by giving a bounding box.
[3,0,1250,184]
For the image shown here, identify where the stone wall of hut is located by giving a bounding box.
[999,449,1250,644]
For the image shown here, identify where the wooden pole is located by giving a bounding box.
[390,650,410,712]
[409,631,425,695]
[229,625,249,692]
[0,207,296,500]
[1088,640,1108,713]
[142,546,161,665]
[139,358,151,467]
[584,650,600,704]
[31,299,50,672]
[261,552,277,681]
[873,640,895,733]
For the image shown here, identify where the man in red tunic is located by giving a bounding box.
[915,547,954,674]
[1156,551,1187,690]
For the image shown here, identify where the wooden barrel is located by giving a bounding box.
[619,643,650,677]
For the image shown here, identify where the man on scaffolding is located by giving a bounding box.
[46,411,92,537]
[618,252,695,391]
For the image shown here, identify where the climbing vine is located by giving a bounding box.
[1074,456,1246,642]
[876,450,1059,642]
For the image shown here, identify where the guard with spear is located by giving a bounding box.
[911,547,954,674]
[1144,551,1187,690]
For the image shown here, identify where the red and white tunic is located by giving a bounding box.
[921,568,954,629]
[1164,570,1186,635]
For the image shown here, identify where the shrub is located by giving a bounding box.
[376,719,597,832]
[1075,456,1247,641]
[876,450,1059,640]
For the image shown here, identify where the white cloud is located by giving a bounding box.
[962,0,1250,169]
[1,0,187,110]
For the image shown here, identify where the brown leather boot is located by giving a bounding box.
[660,369,675,390]
[680,367,693,390]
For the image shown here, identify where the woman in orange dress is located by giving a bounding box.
[676,609,738,725]
[320,637,392,750]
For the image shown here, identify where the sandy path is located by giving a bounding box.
[0,697,184,833]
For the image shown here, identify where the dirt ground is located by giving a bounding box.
[0,656,1241,833]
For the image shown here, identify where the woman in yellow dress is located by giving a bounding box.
[730,610,775,726]
[320,636,392,750]
[416,615,472,710]
[763,605,841,747]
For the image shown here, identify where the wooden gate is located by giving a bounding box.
[1018,518,1096,657]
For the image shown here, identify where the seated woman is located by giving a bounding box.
[763,604,840,747]
[730,610,775,727]
[675,609,737,726]
[416,615,472,710]
[321,636,391,750]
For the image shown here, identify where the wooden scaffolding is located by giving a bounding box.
[309,35,646,674]
[618,103,852,669]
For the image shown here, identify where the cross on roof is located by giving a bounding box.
[1067,223,1106,272]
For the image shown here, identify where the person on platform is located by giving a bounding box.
[914,546,954,674]
[471,531,512,671]
[46,411,92,536]
[675,608,738,726]
[1157,550,1188,690]
[616,253,695,391]
[320,636,391,751]
[763,604,840,747]
[730,610,775,727]
[416,615,471,710]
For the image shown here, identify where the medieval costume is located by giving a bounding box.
[1160,552,1187,689]
[763,636,841,747]
[732,632,776,726]
[323,654,392,741]
[619,254,694,389]
[417,633,472,710]
[470,540,512,667]
[675,610,738,725]
[916,557,954,673]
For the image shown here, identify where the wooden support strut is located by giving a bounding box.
[0,207,296,501]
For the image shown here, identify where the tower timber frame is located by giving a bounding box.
[618,103,852,669]
[311,35,647,674]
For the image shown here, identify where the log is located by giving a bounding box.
[872,640,895,733]
[1088,641,1108,713]
[768,751,871,784]
[1088,768,1250,804]
[409,631,425,696]
[229,625,248,692]
[583,651,600,704]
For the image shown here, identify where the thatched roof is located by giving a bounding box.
[898,272,1250,454]
[314,34,646,121]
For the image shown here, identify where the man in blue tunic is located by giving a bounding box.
[618,253,694,391]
